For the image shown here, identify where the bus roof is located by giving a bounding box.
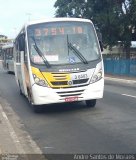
[15,18,93,39]
[26,17,92,27]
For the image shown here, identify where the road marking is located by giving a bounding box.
[122,94,136,98]
[44,147,54,149]
[105,77,136,84]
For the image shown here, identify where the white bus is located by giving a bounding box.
[2,43,14,73]
[14,18,104,112]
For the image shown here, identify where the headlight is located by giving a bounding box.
[90,70,102,83]
[33,74,49,87]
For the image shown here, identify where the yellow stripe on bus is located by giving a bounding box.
[31,66,71,88]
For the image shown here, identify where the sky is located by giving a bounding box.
[0,0,56,38]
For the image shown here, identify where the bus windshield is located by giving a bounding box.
[27,21,100,65]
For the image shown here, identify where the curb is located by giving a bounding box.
[0,101,47,159]
[0,104,25,154]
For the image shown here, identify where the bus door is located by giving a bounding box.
[8,48,14,72]
[17,35,27,96]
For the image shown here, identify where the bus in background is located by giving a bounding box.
[2,43,14,73]
[14,18,104,112]
[0,47,2,56]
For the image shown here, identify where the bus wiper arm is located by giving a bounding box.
[31,37,51,68]
[68,42,88,64]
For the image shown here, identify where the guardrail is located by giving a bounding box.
[104,59,136,76]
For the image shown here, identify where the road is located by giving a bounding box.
[0,70,136,159]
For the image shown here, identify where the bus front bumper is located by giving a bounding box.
[32,78,104,105]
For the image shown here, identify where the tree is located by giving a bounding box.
[87,0,123,49]
[0,35,8,43]
[116,0,136,58]
[54,0,87,17]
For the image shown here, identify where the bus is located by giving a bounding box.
[2,43,14,73]
[14,18,104,112]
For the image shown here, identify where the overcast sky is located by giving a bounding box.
[0,0,56,38]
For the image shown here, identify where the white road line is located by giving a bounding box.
[122,94,136,98]
[44,147,54,149]
[105,77,136,84]
[0,105,25,153]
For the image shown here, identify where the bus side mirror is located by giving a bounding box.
[99,41,103,52]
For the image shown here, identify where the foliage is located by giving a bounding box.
[54,0,136,58]
[0,35,8,43]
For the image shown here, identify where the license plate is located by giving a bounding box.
[65,96,78,102]
[72,73,88,80]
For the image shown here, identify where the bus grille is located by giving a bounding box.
[51,79,89,86]
[56,89,84,98]
[48,72,90,88]
[51,73,67,81]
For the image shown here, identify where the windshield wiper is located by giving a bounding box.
[67,36,88,64]
[31,37,51,68]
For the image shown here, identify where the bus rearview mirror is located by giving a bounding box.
[99,41,103,52]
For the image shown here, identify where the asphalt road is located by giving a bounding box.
[0,71,136,159]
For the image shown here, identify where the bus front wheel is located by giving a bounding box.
[85,99,96,108]
[27,89,43,113]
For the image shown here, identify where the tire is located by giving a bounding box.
[7,63,9,70]
[85,99,96,108]
[19,87,23,95]
[7,64,10,74]
[27,88,43,113]
[18,82,23,95]
[27,88,33,104]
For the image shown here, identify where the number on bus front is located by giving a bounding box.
[74,74,88,80]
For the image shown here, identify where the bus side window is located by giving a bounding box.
[18,34,27,62]
[18,34,25,52]
[15,34,25,63]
